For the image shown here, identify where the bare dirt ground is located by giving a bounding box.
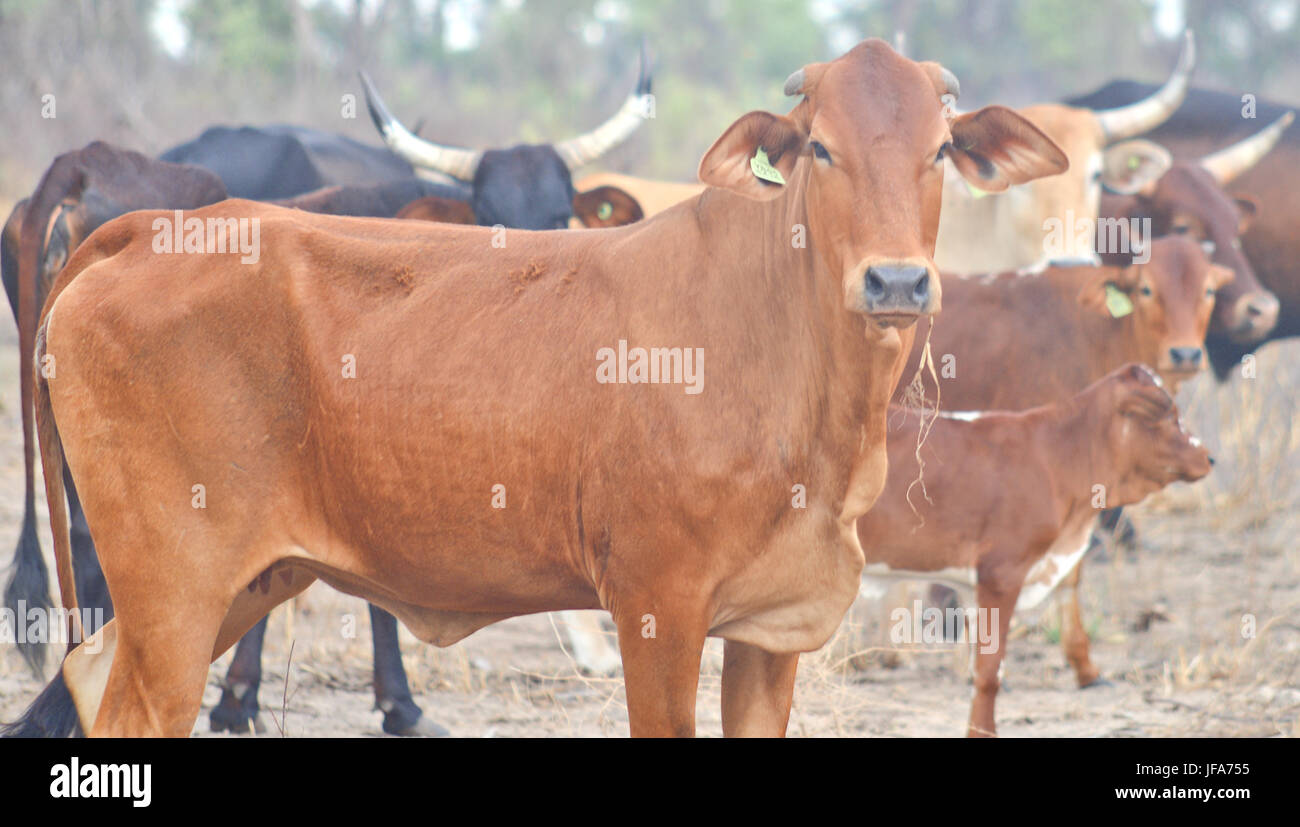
[0,314,1296,738]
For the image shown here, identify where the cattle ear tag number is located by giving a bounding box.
[597,202,613,221]
[1105,284,1134,318]
[750,148,785,185]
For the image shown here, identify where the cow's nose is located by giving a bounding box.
[864,265,931,314]
[1169,347,1203,368]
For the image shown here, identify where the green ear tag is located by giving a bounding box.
[1105,283,1134,318]
[597,201,613,220]
[750,148,785,185]
[963,179,990,199]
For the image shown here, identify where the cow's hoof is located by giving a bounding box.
[380,699,446,736]
[210,685,266,735]
[1079,675,1113,690]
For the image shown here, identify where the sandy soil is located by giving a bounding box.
[0,316,1296,738]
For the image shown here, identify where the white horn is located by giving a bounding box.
[1094,30,1196,141]
[359,71,482,181]
[1200,111,1295,185]
[554,43,654,171]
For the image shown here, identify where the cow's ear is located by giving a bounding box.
[1209,263,1235,290]
[396,196,477,225]
[1233,195,1259,234]
[698,111,807,201]
[1100,140,1172,196]
[1078,268,1138,317]
[946,105,1068,192]
[573,185,644,228]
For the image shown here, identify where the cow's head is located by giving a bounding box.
[361,46,652,230]
[1094,364,1212,503]
[1144,111,1293,343]
[937,32,1194,272]
[698,39,1067,326]
[1079,235,1233,389]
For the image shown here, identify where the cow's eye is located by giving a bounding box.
[935,142,952,164]
[1205,286,1216,298]
[811,141,832,164]
[1140,285,1154,297]
[1172,224,1191,234]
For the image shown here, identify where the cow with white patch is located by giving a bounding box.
[859,364,1212,736]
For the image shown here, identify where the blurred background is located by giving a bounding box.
[2,0,1299,200]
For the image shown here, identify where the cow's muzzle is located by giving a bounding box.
[1226,291,1279,343]
[863,264,935,322]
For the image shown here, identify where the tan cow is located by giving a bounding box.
[5,39,1066,737]
[934,31,1196,274]
[860,365,1212,736]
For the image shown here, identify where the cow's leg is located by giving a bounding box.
[79,565,314,736]
[63,469,112,630]
[1059,560,1103,687]
[209,616,269,733]
[967,581,1017,738]
[561,610,622,676]
[613,601,708,737]
[1098,506,1136,557]
[369,603,447,736]
[720,639,799,737]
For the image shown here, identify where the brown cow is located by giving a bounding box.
[893,235,1229,686]
[1098,112,1293,345]
[859,364,1212,736]
[1,143,228,674]
[5,39,1066,737]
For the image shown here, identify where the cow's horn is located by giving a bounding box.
[1200,111,1295,185]
[359,70,483,181]
[1094,30,1195,141]
[783,69,805,97]
[940,67,960,101]
[554,41,654,171]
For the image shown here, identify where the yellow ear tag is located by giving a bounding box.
[597,202,613,220]
[964,179,990,199]
[1128,156,1141,170]
[750,148,785,185]
[1105,284,1134,318]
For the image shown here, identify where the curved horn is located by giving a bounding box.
[939,67,960,101]
[1094,30,1196,141]
[359,70,483,181]
[783,68,805,97]
[553,41,654,171]
[1200,110,1295,185]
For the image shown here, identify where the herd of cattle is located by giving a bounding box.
[0,32,1295,737]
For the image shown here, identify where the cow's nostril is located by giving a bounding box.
[1208,455,1216,466]
[1170,347,1203,366]
[865,269,886,299]
[912,273,930,303]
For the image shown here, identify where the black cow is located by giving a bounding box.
[159,124,434,200]
[1067,82,1299,379]
[360,43,653,230]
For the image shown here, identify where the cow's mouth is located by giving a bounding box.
[870,312,922,329]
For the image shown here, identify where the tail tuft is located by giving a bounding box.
[3,497,51,676]
[0,668,82,738]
